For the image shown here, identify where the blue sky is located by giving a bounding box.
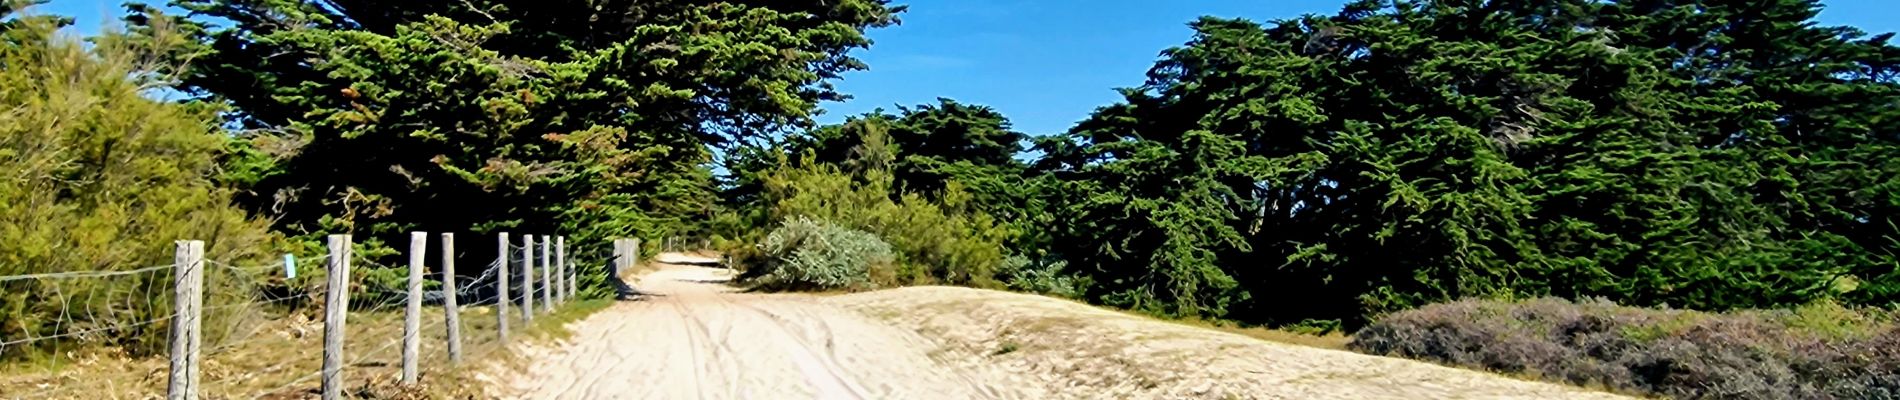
[37,0,1900,136]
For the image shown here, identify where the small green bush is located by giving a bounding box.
[1350,298,1900,399]
[759,159,1010,288]
[753,217,896,291]
[997,255,1088,298]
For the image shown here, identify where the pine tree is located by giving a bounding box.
[124,0,900,260]
[1038,0,1900,325]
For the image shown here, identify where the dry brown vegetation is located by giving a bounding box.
[1353,298,1900,400]
[0,301,609,399]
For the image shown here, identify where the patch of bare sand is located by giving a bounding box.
[830,286,1636,400]
[485,264,1031,399]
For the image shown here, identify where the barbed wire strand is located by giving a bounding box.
[8,300,179,398]
[0,312,177,348]
[206,253,333,276]
[6,243,542,399]
[0,263,173,282]
[241,331,411,399]
[207,286,447,395]
[202,264,461,391]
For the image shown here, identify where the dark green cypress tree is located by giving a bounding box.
[1038,0,1899,325]
[123,0,900,264]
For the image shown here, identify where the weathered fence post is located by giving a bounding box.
[495,232,511,342]
[442,232,462,363]
[552,236,565,304]
[167,240,204,400]
[402,232,424,385]
[611,239,622,279]
[567,236,575,303]
[560,236,570,301]
[613,238,640,276]
[321,234,353,400]
[541,237,553,313]
[560,237,573,299]
[554,234,562,299]
[520,235,535,322]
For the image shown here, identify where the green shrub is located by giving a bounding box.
[752,217,895,291]
[997,255,1088,298]
[758,159,1011,287]
[0,15,275,358]
[1350,298,1900,399]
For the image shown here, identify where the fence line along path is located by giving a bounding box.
[0,230,588,399]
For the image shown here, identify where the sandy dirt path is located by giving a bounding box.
[495,257,1630,400]
[495,262,1029,399]
[835,287,1633,400]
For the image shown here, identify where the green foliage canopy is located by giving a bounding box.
[51,0,1896,332]
[1031,0,1900,325]
[127,0,900,264]
[0,8,275,357]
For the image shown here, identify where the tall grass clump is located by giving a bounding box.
[751,217,895,291]
[0,11,275,359]
[1350,298,1900,399]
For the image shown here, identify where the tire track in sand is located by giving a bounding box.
[498,260,1025,399]
[715,292,869,399]
[495,255,1630,400]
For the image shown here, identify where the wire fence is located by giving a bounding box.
[657,235,714,254]
[0,232,589,399]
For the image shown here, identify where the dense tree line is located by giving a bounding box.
[1076,0,1898,326]
[4,0,900,353]
[6,0,1893,345]
[762,0,1900,328]
[110,0,900,285]
[145,0,1900,326]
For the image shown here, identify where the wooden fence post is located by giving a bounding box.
[520,235,535,322]
[495,232,511,342]
[554,236,562,301]
[402,232,424,385]
[320,234,352,400]
[558,234,566,299]
[560,237,573,299]
[561,236,571,301]
[442,232,462,363]
[541,237,553,312]
[167,240,204,400]
[552,236,565,304]
[611,238,624,286]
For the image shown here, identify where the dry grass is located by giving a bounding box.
[1154,317,1352,350]
[1352,298,1900,400]
[0,300,611,399]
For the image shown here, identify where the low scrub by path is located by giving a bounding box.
[1352,298,1900,400]
[831,286,1631,400]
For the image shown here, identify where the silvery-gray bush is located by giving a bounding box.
[755,217,896,290]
